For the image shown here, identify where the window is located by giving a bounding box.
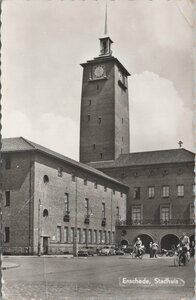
[87,114,90,121]
[103,231,107,244]
[161,207,170,223]
[85,198,89,215]
[72,174,76,182]
[5,191,10,207]
[121,192,123,198]
[64,193,69,214]
[70,228,74,243]
[58,167,63,177]
[162,186,169,198]
[112,232,115,244]
[133,187,140,199]
[93,144,96,150]
[100,153,103,159]
[104,186,107,192]
[97,84,99,90]
[132,207,141,224]
[83,229,87,244]
[99,117,102,124]
[84,178,87,185]
[77,228,81,243]
[5,156,11,169]
[122,118,124,124]
[89,229,92,244]
[177,185,184,197]
[64,227,68,243]
[93,230,97,244]
[43,209,48,217]
[4,227,10,243]
[113,189,115,195]
[148,187,155,199]
[122,136,124,142]
[121,148,123,154]
[89,99,92,105]
[94,182,97,189]
[57,226,61,242]
[99,231,102,244]
[43,175,49,183]
[102,203,105,218]
[108,231,111,244]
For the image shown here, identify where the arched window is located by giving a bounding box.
[43,175,49,183]
[43,209,49,217]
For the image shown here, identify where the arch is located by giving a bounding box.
[43,209,49,217]
[43,175,49,183]
[161,234,179,250]
[134,234,153,253]
[120,239,128,247]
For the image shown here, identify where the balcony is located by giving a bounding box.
[116,219,195,226]
[63,211,70,222]
[101,218,106,227]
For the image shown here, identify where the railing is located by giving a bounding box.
[116,219,195,226]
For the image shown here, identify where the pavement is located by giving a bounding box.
[2,262,20,270]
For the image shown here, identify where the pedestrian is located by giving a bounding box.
[151,241,158,258]
[149,242,153,258]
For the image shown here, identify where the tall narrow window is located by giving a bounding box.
[99,117,102,124]
[85,198,89,216]
[64,193,69,214]
[112,232,115,244]
[64,227,68,243]
[133,187,140,199]
[77,228,81,243]
[94,182,97,189]
[108,231,111,244]
[160,207,170,223]
[97,84,99,90]
[83,229,87,244]
[102,203,105,218]
[87,114,90,122]
[57,226,61,242]
[84,178,87,185]
[71,227,74,243]
[99,230,102,244]
[94,230,97,244]
[148,187,155,199]
[177,185,184,197]
[100,153,103,159]
[93,144,96,150]
[89,99,92,105]
[193,184,195,197]
[132,207,141,224]
[89,229,92,244]
[162,186,169,198]
[4,227,10,243]
[5,156,11,170]
[5,191,10,207]
[72,174,76,182]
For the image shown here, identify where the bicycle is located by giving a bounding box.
[174,246,190,266]
[131,247,145,259]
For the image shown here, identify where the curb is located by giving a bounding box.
[2,263,20,270]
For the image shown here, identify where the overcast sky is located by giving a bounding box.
[2,0,195,160]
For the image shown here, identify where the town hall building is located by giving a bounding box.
[1,20,195,255]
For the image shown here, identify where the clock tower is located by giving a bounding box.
[79,27,130,163]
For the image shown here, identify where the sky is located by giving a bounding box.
[2,0,195,160]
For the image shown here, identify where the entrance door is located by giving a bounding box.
[43,237,49,254]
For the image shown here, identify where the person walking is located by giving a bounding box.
[149,242,153,258]
[151,241,158,258]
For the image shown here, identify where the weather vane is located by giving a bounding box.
[178,141,183,148]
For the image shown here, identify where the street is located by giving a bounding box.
[2,255,195,300]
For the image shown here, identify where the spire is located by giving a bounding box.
[99,2,113,56]
[104,3,108,36]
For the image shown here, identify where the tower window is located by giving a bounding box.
[97,84,99,90]
[4,227,10,243]
[93,144,96,150]
[43,209,49,217]
[72,174,76,182]
[100,153,103,159]
[5,191,10,207]
[89,100,92,105]
[5,156,11,169]
[99,117,102,124]
[58,167,63,177]
[122,118,124,124]
[84,178,87,185]
[122,136,124,142]
[121,148,123,154]
[43,175,49,183]
[87,114,90,121]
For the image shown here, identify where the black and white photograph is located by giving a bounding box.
[0,0,195,299]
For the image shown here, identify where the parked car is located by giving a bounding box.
[115,248,125,255]
[78,246,96,257]
[77,249,88,257]
[99,247,116,256]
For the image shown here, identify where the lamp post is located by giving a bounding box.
[73,176,78,257]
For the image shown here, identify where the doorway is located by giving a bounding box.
[43,237,49,254]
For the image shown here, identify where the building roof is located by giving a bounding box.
[1,137,129,189]
[89,149,195,169]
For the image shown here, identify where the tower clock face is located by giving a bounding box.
[93,65,105,78]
